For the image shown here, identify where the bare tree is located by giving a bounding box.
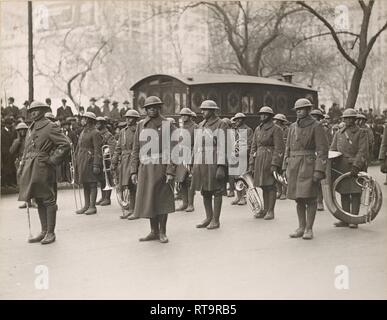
[297,0,387,109]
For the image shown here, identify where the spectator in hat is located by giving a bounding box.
[110,101,121,121]
[56,98,73,121]
[87,97,102,116]
[3,97,20,119]
[102,99,110,117]
[19,100,30,120]
[1,116,17,188]
[120,100,131,119]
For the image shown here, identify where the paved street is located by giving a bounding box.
[1,166,386,300]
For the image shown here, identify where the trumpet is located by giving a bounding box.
[102,145,114,191]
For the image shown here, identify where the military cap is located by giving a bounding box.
[28,101,50,111]
[15,122,28,130]
[123,100,130,105]
[179,107,193,116]
[103,99,110,104]
[356,113,367,120]
[143,96,163,108]
[273,113,287,122]
[341,109,358,118]
[199,100,219,110]
[82,111,97,120]
[310,109,324,118]
[233,112,246,120]
[294,98,313,109]
[258,106,274,115]
[124,109,140,118]
[45,112,56,120]
[89,97,97,102]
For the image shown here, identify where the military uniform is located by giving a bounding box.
[283,99,329,240]
[249,108,284,219]
[175,109,198,212]
[74,114,103,214]
[18,102,70,244]
[330,116,368,226]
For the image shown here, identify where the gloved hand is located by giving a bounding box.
[350,166,360,177]
[216,166,226,181]
[312,171,325,183]
[166,174,174,184]
[131,174,138,185]
[92,165,101,175]
[270,165,278,174]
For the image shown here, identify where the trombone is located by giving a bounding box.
[102,145,114,191]
[69,143,83,210]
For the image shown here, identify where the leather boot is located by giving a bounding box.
[303,199,317,240]
[254,189,268,218]
[280,186,287,200]
[349,194,360,228]
[19,202,27,209]
[290,201,306,238]
[264,188,276,220]
[100,190,111,206]
[29,204,47,243]
[120,209,131,219]
[231,190,242,205]
[197,195,213,228]
[76,185,90,214]
[85,185,97,215]
[176,185,188,211]
[127,190,139,220]
[207,195,221,229]
[335,194,350,227]
[159,214,169,243]
[185,187,195,212]
[41,205,57,244]
[139,217,160,241]
[96,189,104,205]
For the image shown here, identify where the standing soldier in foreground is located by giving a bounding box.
[192,100,229,230]
[111,109,140,219]
[283,98,328,240]
[230,112,253,205]
[175,107,198,212]
[330,109,369,229]
[74,112,103,215]
[96,116,116,206]
[249,107,285,220]
[18,101,71,244]
[130,96,176,243]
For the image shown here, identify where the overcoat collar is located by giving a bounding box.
[259,120,274,130]
[340,124,359,134]
[32,118,50,131]
[296,115,315,128]
[202,115,220,127]
[143,114,167,127]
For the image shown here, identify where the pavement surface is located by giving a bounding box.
[1,166,386,300]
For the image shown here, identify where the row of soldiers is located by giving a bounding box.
[14,96,387,245]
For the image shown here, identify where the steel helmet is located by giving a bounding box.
[324,114,331,120]
[199,100,219,110]
[45,112,56,120]
[28,101,50,111]
[294,98,313,109]
[190,111,197,118]
[166,117,176,124]
[258,106,274,115]
[82,111,97,120]
[179,107,193,116]
[341,109,358,118]
[273,113,287,122]
[310,109,324,118]
[15,122,28,130]
[143,96,163,108]
[233,112,246,120]
[96,116,107,122]
[124,109,140,118]
[356,113,367,120]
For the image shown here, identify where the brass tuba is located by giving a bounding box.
[235,172,264,215]
[321,152,382,224]
[102,145,114,191]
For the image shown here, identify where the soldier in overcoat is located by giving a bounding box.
[356,113,374,163]
[96,116,116,206]
[111,109,140,219]
[330,109,369,228]
[74,112,103,215]
[230,112,253,206]
[379,123,387,182]
[192,100,228,230]
[273,113,289,200]
[18,101,70,244]
[283,98,328,240]
[249,106,285,220]
[130,96,176,243]
[175,108,198,212]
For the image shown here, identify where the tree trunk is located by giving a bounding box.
[345,67,364,109]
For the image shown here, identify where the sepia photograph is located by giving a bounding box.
[0,0,387,304]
